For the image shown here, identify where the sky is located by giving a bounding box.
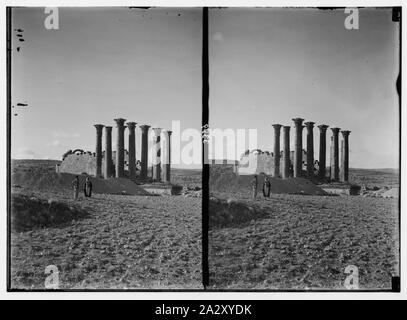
[209,8,400,169]
[11,7,400,169]
[11,7,202,168]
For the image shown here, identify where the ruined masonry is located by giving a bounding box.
[56,119,172,183]
[238,118,351,182]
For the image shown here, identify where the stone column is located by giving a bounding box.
[340,130,351,182]
[161,130,172,183]
[282,126,290,179]
[329,136,333,179]
[94,124,104,177]
[304,122,315,179]
[272,124,282,178]
[340,140,344,180]
[104,126,113,178]
[292,118,304,178]
[126,122,137,180]
[139,125,150,180]
[331,127,341,181]
[114,118,126,178]
[317,125,329,179]
[152,128,162,181]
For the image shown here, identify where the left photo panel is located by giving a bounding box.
[8,7,203,290]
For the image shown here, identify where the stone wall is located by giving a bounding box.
[57,149,136,177]
[238,149,307,176]
[59,153,97,176]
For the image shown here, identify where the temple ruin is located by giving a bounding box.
[55,119,172,184]
[238,118,351,183]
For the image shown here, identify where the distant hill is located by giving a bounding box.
[170,168,202,189]
[11,159,61,166]
[349,168,399,188]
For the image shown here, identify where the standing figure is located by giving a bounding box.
[251,175,258,200]
[314,160,320,177]
[84,176,93,198]
[263,177,271,198]
[136,160,142,176]
[72,176,79,199]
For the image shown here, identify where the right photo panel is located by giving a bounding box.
[208,7,400,290]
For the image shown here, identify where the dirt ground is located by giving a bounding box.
[11,190,202,289]
[209,193,399,290]
[10,160,202,290]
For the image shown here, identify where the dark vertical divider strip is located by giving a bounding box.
[202,7,209,289]
[6,7,12,290]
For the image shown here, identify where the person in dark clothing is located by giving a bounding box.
[263,177,271,198]
[72,176,79,199]
[84,176,92,198]
[251,175,258,200]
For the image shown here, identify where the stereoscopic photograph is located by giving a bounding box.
[8,7,202,289]
[207,7,400,290]
[7,5,401,293]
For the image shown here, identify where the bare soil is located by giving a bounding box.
[209,166,399,290]
[209,193,399,290]
[10,160,202,289]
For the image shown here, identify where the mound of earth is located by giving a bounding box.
[210,167,327,195]
[210,197,267,228]
[12,170,150,196]
[11,193,88,232]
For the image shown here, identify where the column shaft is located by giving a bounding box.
[341,130,351,182]
[152,128,162,181]
[140,125,150,180]
[104,126,113,178]
[318,125,329,179]
[331,127,341,181]
[94,124,104,177]
[114,118,126,178]
[305,122,315,179]
[127,122,137,180]
[161,130,172,183]
[282,126,290,179]
[292,118,304,178]
[330,136,333,179]
[272,124,282,178]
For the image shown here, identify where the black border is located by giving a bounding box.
[6,6,12,291]
[202,7,209,289]
[396,6,402,294]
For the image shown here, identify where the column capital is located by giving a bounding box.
[166,130,173,137]
[331,127,341,135]
[304,121,315,128]
[341,130,351,137]
[94,124,104,131]
[114,118,126,127]
[126,122,137,130]
[292,118,304,126]
[104,126,112,132]
[272,124,282,130]
[283,125,291,130]
[318,124,329,132]
[139,124,151,132]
